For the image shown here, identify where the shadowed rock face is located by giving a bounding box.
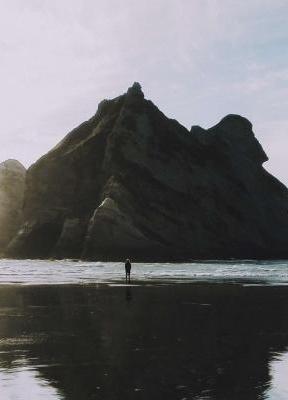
[6,83,288,260]
[0,160,26,252]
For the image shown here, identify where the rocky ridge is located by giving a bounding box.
[6,83,288,260]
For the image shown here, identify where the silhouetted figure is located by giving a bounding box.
[125,259,131,283]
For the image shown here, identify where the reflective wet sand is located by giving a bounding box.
[0,283,288,399]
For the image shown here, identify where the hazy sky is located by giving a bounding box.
[1,0,288,184]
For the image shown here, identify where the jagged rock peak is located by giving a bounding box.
[127,82,144,98]
[191,114,267,165]
[5,85,288,261]
[95,82,144,118]
[190,115,253,135]
[211,114,268,164]
[215,114,253,131]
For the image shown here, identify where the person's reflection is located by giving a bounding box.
[125,286,133,303]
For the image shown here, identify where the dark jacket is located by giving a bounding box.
[125,261,131,273]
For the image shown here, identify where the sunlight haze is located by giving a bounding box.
[0,0,288,184]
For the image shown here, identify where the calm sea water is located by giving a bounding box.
[0,259,288,400]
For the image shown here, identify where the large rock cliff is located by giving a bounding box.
[6,83,288,259]
[0,160,26,252]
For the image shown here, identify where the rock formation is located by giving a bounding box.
[6,83,288,260]
[0,160,26,253]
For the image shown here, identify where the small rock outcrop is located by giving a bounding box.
[6,83,288,260]
[0,160,26,252]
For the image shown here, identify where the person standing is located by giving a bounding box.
[125,259,131,283]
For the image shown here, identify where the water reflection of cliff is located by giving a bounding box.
[0,284,288,399]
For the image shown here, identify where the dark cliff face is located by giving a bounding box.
[6,83,288,260]
[0,160,26,252]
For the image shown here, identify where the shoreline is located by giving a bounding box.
[1,258,288,286]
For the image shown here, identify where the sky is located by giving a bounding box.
[0,0,288,184]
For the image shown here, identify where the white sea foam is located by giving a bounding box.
[0,259,287,286]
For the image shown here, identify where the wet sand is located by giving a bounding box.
[0,282,288,399]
